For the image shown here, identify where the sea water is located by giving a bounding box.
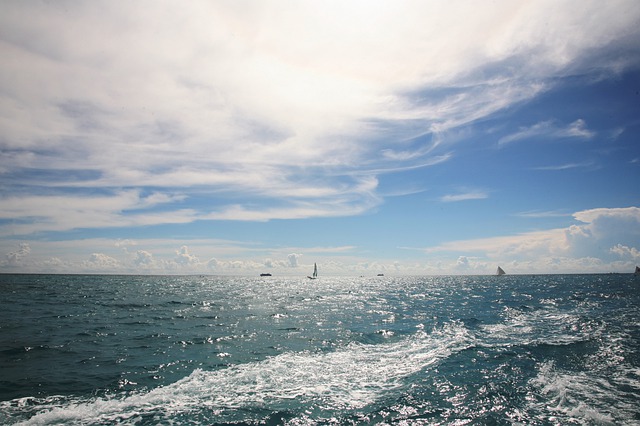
[0,274,638,425]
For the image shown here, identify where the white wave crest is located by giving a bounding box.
[527,361,640,425]
[13,322,474,425]
[480,305,602,347]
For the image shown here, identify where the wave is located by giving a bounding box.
[480,304,604,348]
[2,322,475,425]
[526,361,640,425]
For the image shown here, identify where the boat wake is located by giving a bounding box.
[3,322,474,425]
[526,360,640,425]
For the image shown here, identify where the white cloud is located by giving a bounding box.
[134,250,154,267]
[175,246,200,266]
[204,176,381,222]
[456,256,470,268]
[440,191,488,203]
[572,206,640,225]
[0,191,198,236]
[0,214,637,274]
[533,162,595,171]
[425,228,569,258]
[610,127,625,140]
[5,242,31,266]
[498,120,554,145]
[287,253,302,268]
[0,237,351,274]
[498,119,595,145]
[0,3,638,276]
[454,256,489,273]
[43,257,68,272]
[515,210,571,218]
[558,119,595,138]
[115,239,137,253]
[610,244,640,260]
[0,1,638,233]
[207,258,219,271]
[424,206,640,273]
[84,253,120,271]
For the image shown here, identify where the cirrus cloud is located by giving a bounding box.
[498,119,595,145]
[0,1,638,234]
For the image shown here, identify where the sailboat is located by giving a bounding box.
[496,266,506,276]
[307,263,318,280]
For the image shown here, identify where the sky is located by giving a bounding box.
[1,0,639,275]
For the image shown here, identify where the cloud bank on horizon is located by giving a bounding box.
[1,1,639,274]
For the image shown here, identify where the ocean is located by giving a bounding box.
[0,274,638,425]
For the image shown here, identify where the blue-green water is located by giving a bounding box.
[0,274,639,425]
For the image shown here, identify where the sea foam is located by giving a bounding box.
[14,322,474,425]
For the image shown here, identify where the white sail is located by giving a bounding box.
[496,266,506,276]
[308,263,318,279]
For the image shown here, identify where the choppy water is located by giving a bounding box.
[0,274,639,425]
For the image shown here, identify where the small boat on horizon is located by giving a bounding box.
[496,266,506,276]
[635,266,640,276]
[260,273,272,277]
[307,263,318,280]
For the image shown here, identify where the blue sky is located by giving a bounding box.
[1,0,639,275]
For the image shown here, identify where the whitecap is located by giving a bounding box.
[527,361,639,425]
[12,322,475,425]
[480,305,602,348]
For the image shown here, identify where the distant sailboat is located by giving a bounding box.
[635,266,640,276]
[307,263,318,279]
[496,266,506,276]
